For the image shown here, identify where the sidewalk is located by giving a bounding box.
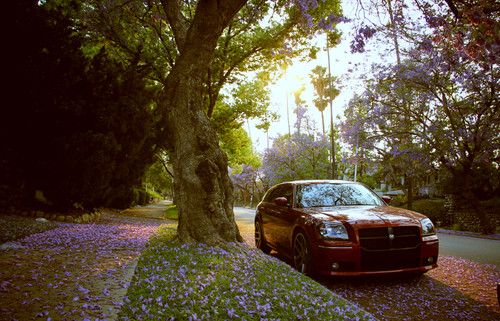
[0,204,171,321]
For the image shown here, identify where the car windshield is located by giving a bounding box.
[295,183,384,208]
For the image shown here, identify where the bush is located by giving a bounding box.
[410,199,447,225]
[133,188,150,206]
[452,197,500,233]
[390,195,407,207]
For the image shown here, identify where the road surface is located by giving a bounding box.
[234,207,255,223]
[438,232,500,267]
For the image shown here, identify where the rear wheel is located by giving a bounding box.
[293,232,313,275]
[255,220,271,254]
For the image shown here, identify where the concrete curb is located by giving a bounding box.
[437,228,500,241]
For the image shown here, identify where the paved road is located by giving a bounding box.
[438,232,500,267]
[234,207,500,268]
[234,207,255,223]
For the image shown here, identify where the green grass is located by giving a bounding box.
[0,215,58,243]
[119,224,376,321]
[163,204,179,220]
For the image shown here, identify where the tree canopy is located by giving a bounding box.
[340,0,499,230]
[1,1,158,211]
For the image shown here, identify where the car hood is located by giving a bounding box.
[300,205,426,225]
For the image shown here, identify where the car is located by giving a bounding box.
[254,180,439,276]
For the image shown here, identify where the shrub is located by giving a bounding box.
[390,195,407,207]
[452,198,500,233]
[410,199,447,225]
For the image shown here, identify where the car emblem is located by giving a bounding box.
[388,227,395,241]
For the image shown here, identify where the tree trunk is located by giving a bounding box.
[160,0,246,244]
[457,167,491,234]
[321,110,325,136]
[405,173,413,210]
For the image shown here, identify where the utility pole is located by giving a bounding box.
[326,34,337,179]
[286,89,291,136]
[284,66,291,137]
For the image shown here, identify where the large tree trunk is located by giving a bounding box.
[160,0,246,244]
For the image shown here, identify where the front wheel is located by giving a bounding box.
[255,220,271,254]
[293,232,313,275]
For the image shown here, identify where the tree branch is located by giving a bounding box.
[160,0,189,51]
[443,0,461,19]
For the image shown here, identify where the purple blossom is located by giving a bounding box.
[1,212,162,321]
[350,26,377,53]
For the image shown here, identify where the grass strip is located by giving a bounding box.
[164,205,179,220]
[119,224,376,320]
[0,215,58,243]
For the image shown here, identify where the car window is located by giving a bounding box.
[295,183,383,208]
[263,186,278,202]
[264,184,293,205]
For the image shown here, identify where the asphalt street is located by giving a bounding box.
[233,206,255,224]
[438,232,500,267]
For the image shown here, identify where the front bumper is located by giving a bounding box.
[313,235,439,276]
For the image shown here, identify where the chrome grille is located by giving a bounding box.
[359,226,420,251]
[358,226,421,271]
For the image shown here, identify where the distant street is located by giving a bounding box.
[233,207,255,224]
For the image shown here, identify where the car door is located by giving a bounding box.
[269,184,296,252]
[258,186,281,247]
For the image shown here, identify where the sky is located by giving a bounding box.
[246,1,396,153]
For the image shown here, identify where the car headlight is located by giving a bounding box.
[420,218,436,236]
[319,221,349,240]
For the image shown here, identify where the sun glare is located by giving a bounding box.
[274,62,315,109]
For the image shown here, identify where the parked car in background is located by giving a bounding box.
[254,180,439,276]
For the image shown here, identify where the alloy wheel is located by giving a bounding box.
[293,232,310,274]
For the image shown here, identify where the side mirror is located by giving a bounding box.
[274,197,289,207]
[382,195,391,204]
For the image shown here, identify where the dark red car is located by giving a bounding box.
[254,180,439,276]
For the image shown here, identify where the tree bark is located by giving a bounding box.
[405,173,413,210]
[160,0,246,244]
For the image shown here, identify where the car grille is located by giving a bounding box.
[358,226,421,271]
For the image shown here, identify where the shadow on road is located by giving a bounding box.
[265,250,500,321]
[321,273,500,321]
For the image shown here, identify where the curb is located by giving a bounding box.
[437,229,500,241]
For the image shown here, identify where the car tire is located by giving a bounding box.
[255,219,271,254]
[293,231,313,275]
